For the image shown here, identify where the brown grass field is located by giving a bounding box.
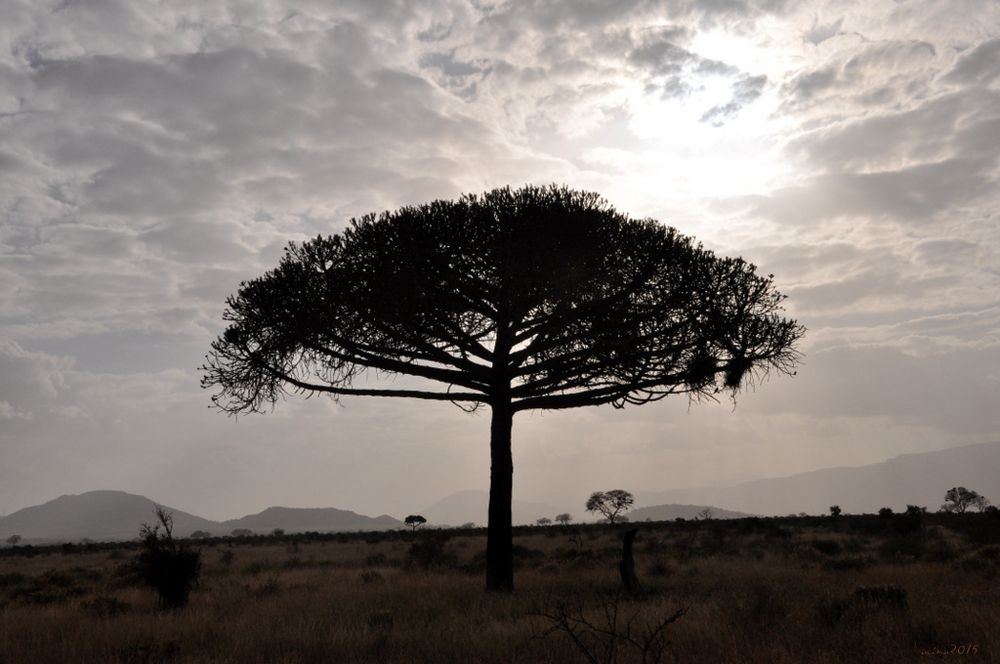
[1,513,997,663]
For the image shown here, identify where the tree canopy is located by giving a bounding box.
[202,184,804,591]
[203,185,802,415]
[941,487,990,513]
[586,489,635,524]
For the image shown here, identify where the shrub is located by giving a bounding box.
[136,507,201,610]
[648,560,674,577]
[878,507,894,519]
[244,575,281,598]
[811,539,842,556]
[406,533,456,569]
[81,595,131,618]
[367,610,394,631]
[359,570,386,585]
[534,595,684,664]
[365,553,388,566]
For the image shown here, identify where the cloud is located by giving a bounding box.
[700,74,767,125]
[780,39,938,113]
[944,37,1000,85]
[747,157,996,225]
[803,16,845,46]
[0,339,72,418]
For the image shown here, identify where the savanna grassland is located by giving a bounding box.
[1,512,998,664]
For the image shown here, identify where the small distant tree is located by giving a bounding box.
[829,505,842,518]
[189,530,211,539]
[6,534,21,547]
[941,487,989,513]
[460,522,477,529]
[697,508,714,521]
[405,515,427,531]
[878,507,893,519]
[555,513,572,526]
[536,517,552,526]
[271,528,286,537]
[231,528,253,538]
[586,490,634,524]
[136,507,201,610]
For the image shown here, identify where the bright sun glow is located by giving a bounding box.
[621,26,798,201]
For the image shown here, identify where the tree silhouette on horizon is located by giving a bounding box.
[202,184,803,592]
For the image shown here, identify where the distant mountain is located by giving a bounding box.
[222,506,401,533]
[421,490,559,526]
[0,490,217,542]
[637,441,1000,516]
[630,504,754,521]
[0,490,402,543]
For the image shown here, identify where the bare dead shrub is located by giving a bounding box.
[136,508,201,610]
[533,595,684,664]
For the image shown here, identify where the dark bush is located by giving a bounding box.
[878,507,894,519]
[359,570,385,584]
[880,535,925,561]
[811,539,842,556]
[136,507,201,610]
[648,560,674,577]
[406,533,456,569]
[893,505,925,534]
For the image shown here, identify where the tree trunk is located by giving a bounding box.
[619,528,641,595]
[485,397,514,592]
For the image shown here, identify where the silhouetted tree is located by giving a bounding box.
[878,508,893,519]
[941,487,990,513]
[829,505,842,518]
[697,507,714,521]
[536,517,552,526]
[587,490,635,524]
[189,530,211,539]
[230,528,253,538]
[136,507,201,610]
[6,534,21,546]
[405,515,427,531]
[555,513,572,526]
[202,185,803,591]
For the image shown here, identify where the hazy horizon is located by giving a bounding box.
[2,1,999,521]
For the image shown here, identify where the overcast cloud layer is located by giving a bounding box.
[1,0,998,519]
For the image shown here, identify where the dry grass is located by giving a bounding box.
[0,514,997,663]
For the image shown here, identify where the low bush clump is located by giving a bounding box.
[135,508,201,610]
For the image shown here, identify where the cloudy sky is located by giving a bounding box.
[1,0,999,520]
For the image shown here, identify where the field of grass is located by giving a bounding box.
[1,512,998,663]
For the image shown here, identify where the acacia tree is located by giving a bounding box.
[202,185,803,592]
[405,514,427,531]
[586,489,635,524]
[941,487,990,513]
